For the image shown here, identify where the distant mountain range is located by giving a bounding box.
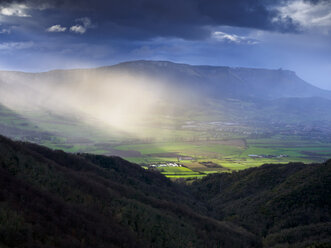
[0,135,330,247]
[108,60,331,100]
[0,60,331,143]
[1,60,330,99]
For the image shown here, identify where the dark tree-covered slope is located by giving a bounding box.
[0,135,257,248]
[0,135,330,247]
[191,161,331,247]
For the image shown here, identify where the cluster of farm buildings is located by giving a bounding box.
[149,163,183,168]
[248,154,289,158]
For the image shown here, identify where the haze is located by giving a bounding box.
[0,69,183,137]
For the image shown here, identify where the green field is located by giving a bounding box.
[1,105,331,179]
[113,137,331,178]
[154,166,205,179]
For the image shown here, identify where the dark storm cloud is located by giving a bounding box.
[0,0,299,40]
[304,0,330,3]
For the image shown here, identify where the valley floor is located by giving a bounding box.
[39,135,331,179]
[2,105,331,179]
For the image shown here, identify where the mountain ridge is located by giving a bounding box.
[1,60,331,146]
[108,60,331,100]
[1,60,330,100]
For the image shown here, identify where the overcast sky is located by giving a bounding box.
[0,0,330,89]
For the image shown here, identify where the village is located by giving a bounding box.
[149,162,183,168]
[248,154,289,159]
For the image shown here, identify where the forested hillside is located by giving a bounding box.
[191,161,331,247]
[0,135,330,247]
[0,135,258,248]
